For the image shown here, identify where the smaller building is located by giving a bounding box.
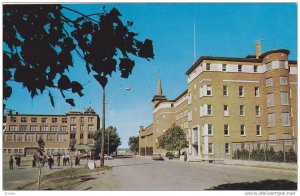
[3,107,100,156]
[139,124,154,156]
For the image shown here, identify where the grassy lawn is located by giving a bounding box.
[17,166,112,190]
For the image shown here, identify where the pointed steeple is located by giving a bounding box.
[156,75,163,96]
[152,74,167,108]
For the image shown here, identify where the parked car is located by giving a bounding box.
[152,153,164,161]
[104,155,113,160]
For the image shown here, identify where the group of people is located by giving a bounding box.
[9,154,82,170]
[8,155,22,170]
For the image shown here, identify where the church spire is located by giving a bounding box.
[156,75,163,96]
[152,74,167,108]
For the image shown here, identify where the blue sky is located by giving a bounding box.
[4,3,297,148]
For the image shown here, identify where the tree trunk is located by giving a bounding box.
[37,159,41,190]
[100,87,105,168]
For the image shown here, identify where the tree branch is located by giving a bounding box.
[61,6,99,24]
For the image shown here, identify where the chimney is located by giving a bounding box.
[256,41,261,59]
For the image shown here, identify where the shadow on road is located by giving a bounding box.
[111,162,153,168]
[206,179,297,190]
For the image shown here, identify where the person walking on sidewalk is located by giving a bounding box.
[9,156,14,170]
[48,156,54,169]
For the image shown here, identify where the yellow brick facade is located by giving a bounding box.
[139,47,297,161]
[3,107,100,156]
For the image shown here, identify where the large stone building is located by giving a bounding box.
[139,42,297,161]
[3,107,100,156]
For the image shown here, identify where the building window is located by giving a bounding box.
[224,105,229,116]
[10,116,16,122]
[30,126,39,131]
[188,111,192,121]
[80,134,84,139]
[71,117,76,123]
[208,143,214,154]
[88,134,94,139]
[9,125,17,131]
[279,60,286,68]
[222,64,227,71]
[254,66,258,73]
[239,86,244,97]
[207,105,212,116]
[48,134,57,142]
[224,124,229,136]
[280,76,288,85]
[80,117,84,123]
[19,125,27,131]
[188,94,192,105]
[280,92,289,105]
[225,143,230,154]
[223,85,228,96]
[40,126,48,131]
[266,62,272,71]
[50,126,58,131]
[268,113,275,127]
[61,126,67,131]
[80,125,84,131]
[256,125,262,136]
[70,125,76,131]
[267,93,274,107]
[52,118,57,123]
[62,118,67,123]
[282,113,290,126]
[41,118,47,123]
[255,106,260,117]
[266,77,273,87]
[207,85,212,96]
[240,125,246,136]
[70,134,76,139]
[21,117,27,122]
[238,65,242,72]
[268,134,276,146]
[206,63,211,71]
[88,125,94,131]
[25,134,36,142]
[88,117,94,123]
[240,105,245,116]
[207,124,213,135]
[255,87,260,97]
[283,133,292,145]
[31,117,37,122]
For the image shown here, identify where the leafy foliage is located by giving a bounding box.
[37,137,45,156]
[157,124,188,154]
[128,136,139,154]
[3,4,154,107]
[94,126,121,156]
[233,147,297,163]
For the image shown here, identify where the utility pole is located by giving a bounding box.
[100,88,105,168]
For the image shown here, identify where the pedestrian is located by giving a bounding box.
[17,155,21,167]
[184,152,187,162]
[66,155,70,165]
[14,156,18,166]
[62,155,66,166]
[48,156,54,169]
[32,157,36,168]
[57,155,61,166]
[9,155,14,170]
[42,155,47,166]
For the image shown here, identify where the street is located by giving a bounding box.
[3,156,297,191]
[104,156,297,190]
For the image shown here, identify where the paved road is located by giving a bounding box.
[102,156,297,190]
[3,156,297,191]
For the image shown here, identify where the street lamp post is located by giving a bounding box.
[100,87,131,168]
